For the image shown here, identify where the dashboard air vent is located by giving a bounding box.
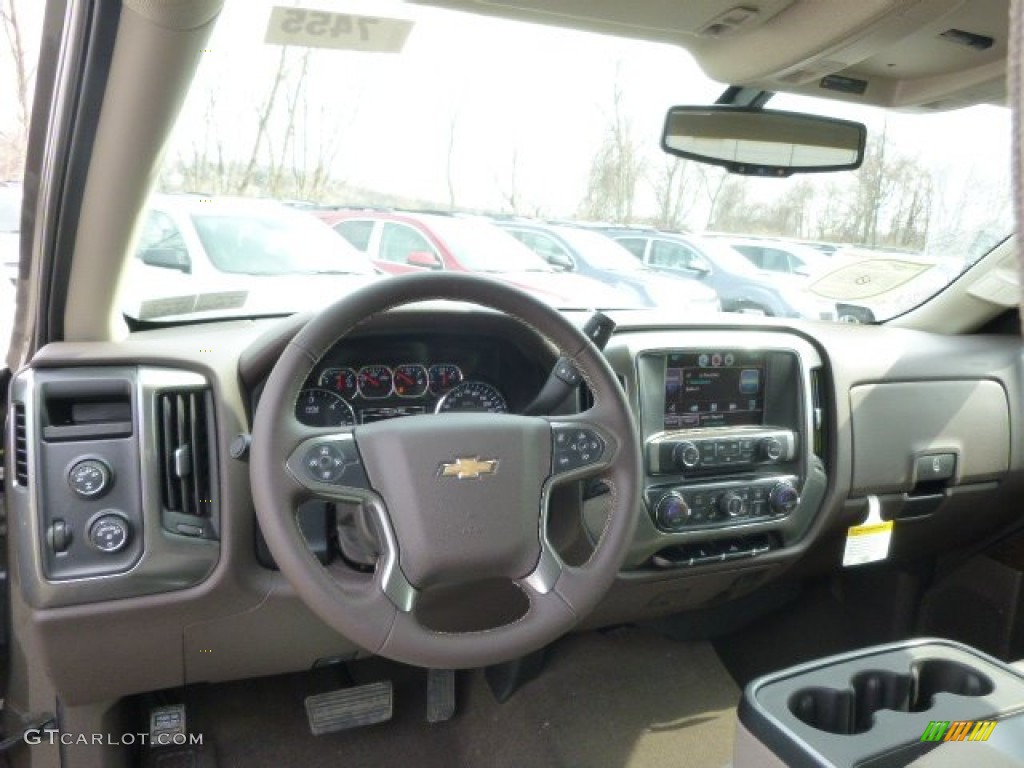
[157,389,216,525]
[13,403,28,485]
[810,367,827,464]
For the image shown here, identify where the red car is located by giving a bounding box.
[317,209,643,309]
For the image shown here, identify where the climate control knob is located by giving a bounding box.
[672,441,701,470]
[761,437,783,462]
[719,491,747,518]
[769,481,800,515]
[656,493,691,530]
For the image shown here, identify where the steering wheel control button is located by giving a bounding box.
[553,358,582,386]
[297,440,370,489]
[68,459,112,498]
[89,515,130,553]
[552,427,605,473]
[305,444,348,483]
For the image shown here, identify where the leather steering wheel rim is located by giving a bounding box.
[250,272,641,668]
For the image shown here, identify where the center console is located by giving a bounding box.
[735,639,1024,768]
[619,331,827,569]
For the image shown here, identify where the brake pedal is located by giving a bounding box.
[305,681,393,735]
[426,669,456,723]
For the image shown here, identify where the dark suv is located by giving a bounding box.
[603,228,839,320]
[497,220,721,315]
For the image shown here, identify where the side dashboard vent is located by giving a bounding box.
[810,367,828,465]
[157,389,218,536]
[13,403,28,485]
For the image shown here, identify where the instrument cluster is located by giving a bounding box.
[295,362,508,427]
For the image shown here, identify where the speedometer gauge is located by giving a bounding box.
[435,381,508,414]
[295,388,356,427]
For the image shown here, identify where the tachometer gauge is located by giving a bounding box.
[317,367,358,399]
[435,381,508,414]
[357,365,393,399]
[393,364,429,398]
[428,363,463,396]
[295,388,356,427]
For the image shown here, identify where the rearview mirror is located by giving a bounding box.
[662,107,866,177]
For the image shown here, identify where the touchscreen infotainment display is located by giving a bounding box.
[664,351,765,429]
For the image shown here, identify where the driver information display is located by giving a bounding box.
[664,351,765,429]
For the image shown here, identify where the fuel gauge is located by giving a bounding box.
[318,367,358,399]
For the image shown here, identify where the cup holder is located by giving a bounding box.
[788,660,994,735]
[912,658,994,708]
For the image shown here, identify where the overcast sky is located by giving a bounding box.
[37,0,991,245]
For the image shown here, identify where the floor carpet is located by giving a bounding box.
[187,626,741,768]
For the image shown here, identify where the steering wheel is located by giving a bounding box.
[250,273,641,669]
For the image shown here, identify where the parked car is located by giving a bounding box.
[716,236,831,277]
[320,209,643,309]
[497,219,721,315]
[713,236,876,322]
[603,228,839,320]
[123,195,381,321]
[0,181,20,286]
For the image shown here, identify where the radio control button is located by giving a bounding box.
[698,442,717,465]
[720,491,748,518]
[769,481,800,515]
[673,441,701,470]
[761,437,784,462]
[656,493,691,530]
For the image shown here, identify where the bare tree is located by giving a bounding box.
[579,73,645,223]
[649,156,700,230]
[496,147,521,215]
[445,111,459,211]
[698,165,731,230]
[235,47,290,194]
[0,0,35,178]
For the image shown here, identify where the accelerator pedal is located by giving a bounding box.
[426,669,456,723]
[305,681,393,735]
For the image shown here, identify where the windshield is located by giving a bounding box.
[189,209,375,275]
[555,227,646,272]
[424,217,553,272]
[130,0,1011,322]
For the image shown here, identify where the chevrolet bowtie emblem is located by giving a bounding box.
[439,457,499,479]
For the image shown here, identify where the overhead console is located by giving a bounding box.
[599,330,828,571]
